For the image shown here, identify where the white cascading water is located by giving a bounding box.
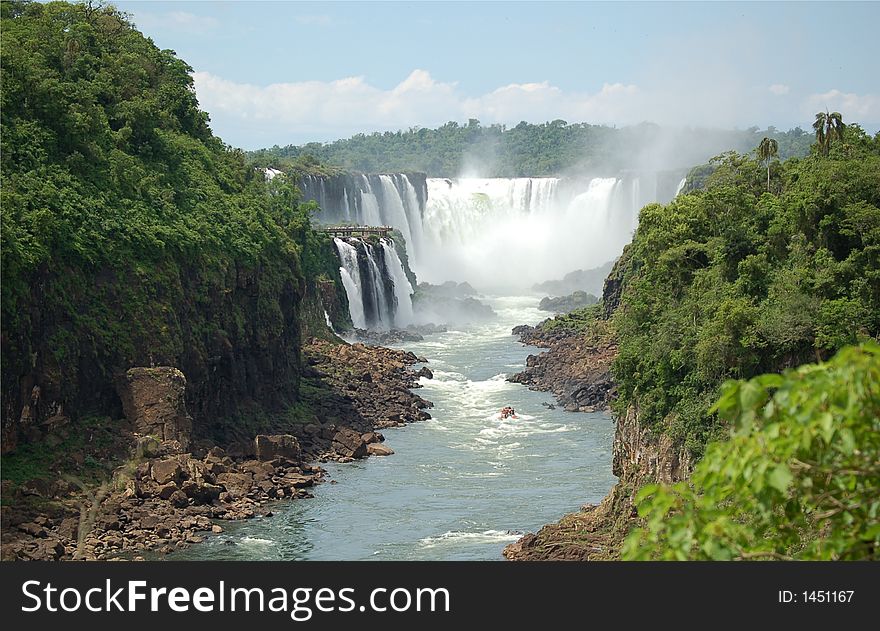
[418,176,642,289]
[313,172,679,292]
[334,236,414,331]
[380,238,414,325]
[361,191,383,226]
[378,175,417,256]
[363,244,391,330]
[333,238,367,329]
[674,177,687,197]
[398,175,427,258]
[300,173,428,269]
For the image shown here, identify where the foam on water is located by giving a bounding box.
[240,537,274,546]
[418,530,522,548]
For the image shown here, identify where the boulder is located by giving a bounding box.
[180,480,223,504]
[216,472,254,499]
[254,434,301,464]
[361,432,380,444]
[18,522,48,538]
[168,490,189,509]
[241,460,276,481]
[156,482,179,500]
[282,472,315,488]
[367,443,394,457]
[116,367,193,450]
[331,427,368,459]
[136,435,162,458]
[151,458,185,485]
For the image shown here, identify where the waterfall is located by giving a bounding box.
[333,236,414,331]
[362,243,393,330]
[674,177,687,197]
[380,238,414,326]
[300,173,428,269]
[417,175,665,289]
[333,238,366,329]
[315,172,671,291]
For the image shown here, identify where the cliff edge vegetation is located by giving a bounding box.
[0,0,344,450]
[508,121,880,560]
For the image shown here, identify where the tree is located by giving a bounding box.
[756,137,778,191]
[623,343,880,561]
[813,110,845,156]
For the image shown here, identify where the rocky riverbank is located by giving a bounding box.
[1,339,433,560]
[508,324,616,412]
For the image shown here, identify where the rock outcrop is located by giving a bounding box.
[2,339,434,561]
[508,326,616,412]
[1,438,322,561]
[255,434,301,464]
[116,367,193,450]
[537,291,598,314]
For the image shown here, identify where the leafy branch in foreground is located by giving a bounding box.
[623,342,880,560]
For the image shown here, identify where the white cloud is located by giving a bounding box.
[191,69,880,147]
[193,69,650,144]
[803,89,880,120]
[768,84,790,96]
[135,11,219,35]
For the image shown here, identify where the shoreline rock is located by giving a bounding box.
[1,340,433,561]
[537,291,598,314]
[508,325,616,412]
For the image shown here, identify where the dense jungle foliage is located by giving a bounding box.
[250,119,814,177]
[624,343,879,560]
[0,1,333,433]
[610,124,880,456]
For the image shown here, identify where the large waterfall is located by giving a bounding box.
[334,237,414,330]
[301,174,427,268]
[310,171,683,292]
[417,175,656,288]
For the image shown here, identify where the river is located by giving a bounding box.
[172,295,616,560]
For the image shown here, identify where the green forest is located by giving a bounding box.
[541,119,880,559]
[250,119,814,177]
[1,0,334,439]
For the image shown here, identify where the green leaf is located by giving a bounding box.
[768,464,793,494]
[838,428,855,455]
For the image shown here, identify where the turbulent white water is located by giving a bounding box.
[419,176,644,289]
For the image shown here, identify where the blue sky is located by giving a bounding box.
[115,1,880,149]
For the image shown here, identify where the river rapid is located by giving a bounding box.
[172,295,616,560]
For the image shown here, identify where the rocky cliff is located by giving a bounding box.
[2,258,305,454]
[508,326,616,412]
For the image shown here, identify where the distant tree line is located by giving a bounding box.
[249,119,815,177]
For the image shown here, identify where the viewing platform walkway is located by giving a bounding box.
[317,225,394,238]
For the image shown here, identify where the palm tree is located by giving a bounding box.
[756,137,779,192]
[813,111,845,156]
